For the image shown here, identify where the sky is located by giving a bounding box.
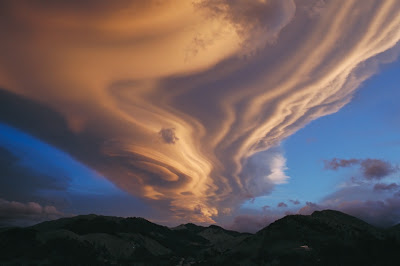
[0,0,400,232]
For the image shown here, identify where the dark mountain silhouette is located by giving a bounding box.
[1,210,400,265]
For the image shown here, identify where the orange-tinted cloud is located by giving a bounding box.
[0,0,400,223]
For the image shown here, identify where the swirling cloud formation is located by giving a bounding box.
[1,0,400,223]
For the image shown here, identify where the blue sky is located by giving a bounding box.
[0,123,153,220]
[244,55,400,211]
[0,123,121,196]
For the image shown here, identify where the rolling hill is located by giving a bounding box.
[1,210,400,265]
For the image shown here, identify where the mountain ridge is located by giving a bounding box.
[1,210,400,265]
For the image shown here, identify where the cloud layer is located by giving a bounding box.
[0,198,63,227]
[299,156,400,227]
[298,195,400,228]
[325,158,398,179]
[1,0,400,223]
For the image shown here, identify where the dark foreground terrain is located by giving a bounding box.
[1,210,400,265]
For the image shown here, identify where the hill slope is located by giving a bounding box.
[1,210,400,265]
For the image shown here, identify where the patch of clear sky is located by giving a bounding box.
[247,56,400,210]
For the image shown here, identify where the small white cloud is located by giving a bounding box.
[266,153,289,184]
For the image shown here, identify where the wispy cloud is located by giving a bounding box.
[373,183,400,192]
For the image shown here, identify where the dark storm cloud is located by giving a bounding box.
[373,183,400,192]
[324,158,398,180]
[159,128,179,144]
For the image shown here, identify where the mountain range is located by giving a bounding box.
[1,210,400,265]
